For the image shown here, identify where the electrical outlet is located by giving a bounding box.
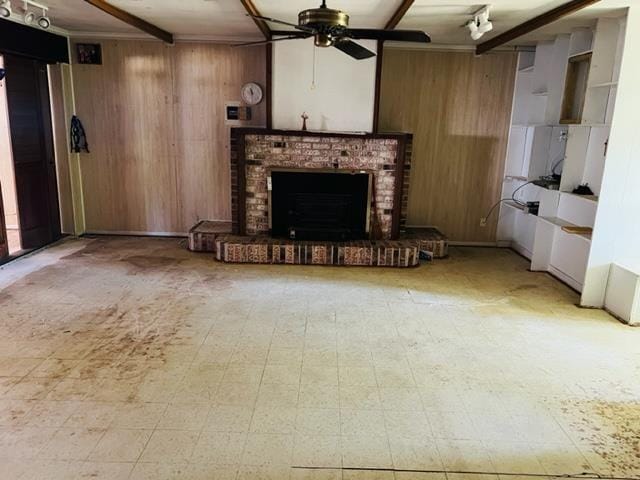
[480,217,487,227]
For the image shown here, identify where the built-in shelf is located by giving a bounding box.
[560,191,599,203]
[504,201,525,211]
[569,49,593,58]
[500,18,624,294]
[504,175,528,181]
[589,81,618,88]
[538,216,592,242]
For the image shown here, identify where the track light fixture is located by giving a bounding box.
[0,0,12,18]
[466,5,493,41]
[22,0,50,29]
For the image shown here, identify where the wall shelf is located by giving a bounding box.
[569,49,593,58]
[538,216,592,242]
[590,82,618,88]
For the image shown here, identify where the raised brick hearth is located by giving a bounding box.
[230,128,412,240]
[188,221,449,266]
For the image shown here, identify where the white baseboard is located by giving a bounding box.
[448,241,501,247]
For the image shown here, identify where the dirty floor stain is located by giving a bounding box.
[0,237,639,480]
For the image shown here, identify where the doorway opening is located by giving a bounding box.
[0,53,62,262]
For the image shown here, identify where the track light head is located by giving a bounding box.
[24,10,35,23]
[0,0,12,18]
[471,30,484,41]
[466,19,478,33]
[477,10,493,34]
[37,9,49,29]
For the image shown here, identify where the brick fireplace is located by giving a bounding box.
[186,128,447,267]
[230,128,413,240]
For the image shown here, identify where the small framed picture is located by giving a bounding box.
[76,43,102,65]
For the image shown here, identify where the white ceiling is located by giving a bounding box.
[399,0,629,45]
[3,0,632,45]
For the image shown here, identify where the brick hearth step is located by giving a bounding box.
[188,220,448,263]
[215,235,421,267]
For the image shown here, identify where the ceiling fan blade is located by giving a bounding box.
[347,29,431,43]
[271,30,312,38]
[234,35,312,47]
[246,14,315,33]
[333,40,376,60]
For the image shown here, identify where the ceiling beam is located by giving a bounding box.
[240,0,271,40]
[476,0,601,55]
[83,0,173,44]
[385,0,415,30]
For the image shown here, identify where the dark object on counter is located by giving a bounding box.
[573,184,594,196]
[525,201,540,216]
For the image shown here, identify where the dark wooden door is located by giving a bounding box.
[3,54,60,249]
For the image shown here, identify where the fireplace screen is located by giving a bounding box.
[269,169,372,241]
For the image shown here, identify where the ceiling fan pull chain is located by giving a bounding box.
[311,40,317,90]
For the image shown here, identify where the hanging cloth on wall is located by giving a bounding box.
[70,115,89,153]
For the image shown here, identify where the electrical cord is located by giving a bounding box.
[482,180,536,223]
[511,180,535,207]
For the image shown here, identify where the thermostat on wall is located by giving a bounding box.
[225,101,252,125]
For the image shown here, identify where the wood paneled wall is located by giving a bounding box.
[379,49,517,243]
[72,40,266,234]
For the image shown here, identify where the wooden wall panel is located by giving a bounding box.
[71,40,266,234]
[379,49,517,243]
[173,44,266,231]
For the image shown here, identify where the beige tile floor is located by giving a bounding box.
[0,236,639,480]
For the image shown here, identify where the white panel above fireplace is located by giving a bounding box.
[272,37,377,133]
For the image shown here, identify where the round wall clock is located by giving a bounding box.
[241,82,263,105]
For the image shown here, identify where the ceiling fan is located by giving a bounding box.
[236,0,431,60]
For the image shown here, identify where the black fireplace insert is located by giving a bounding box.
[270,169,371,241]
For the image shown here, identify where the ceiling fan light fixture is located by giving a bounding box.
[0,0,12,18]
